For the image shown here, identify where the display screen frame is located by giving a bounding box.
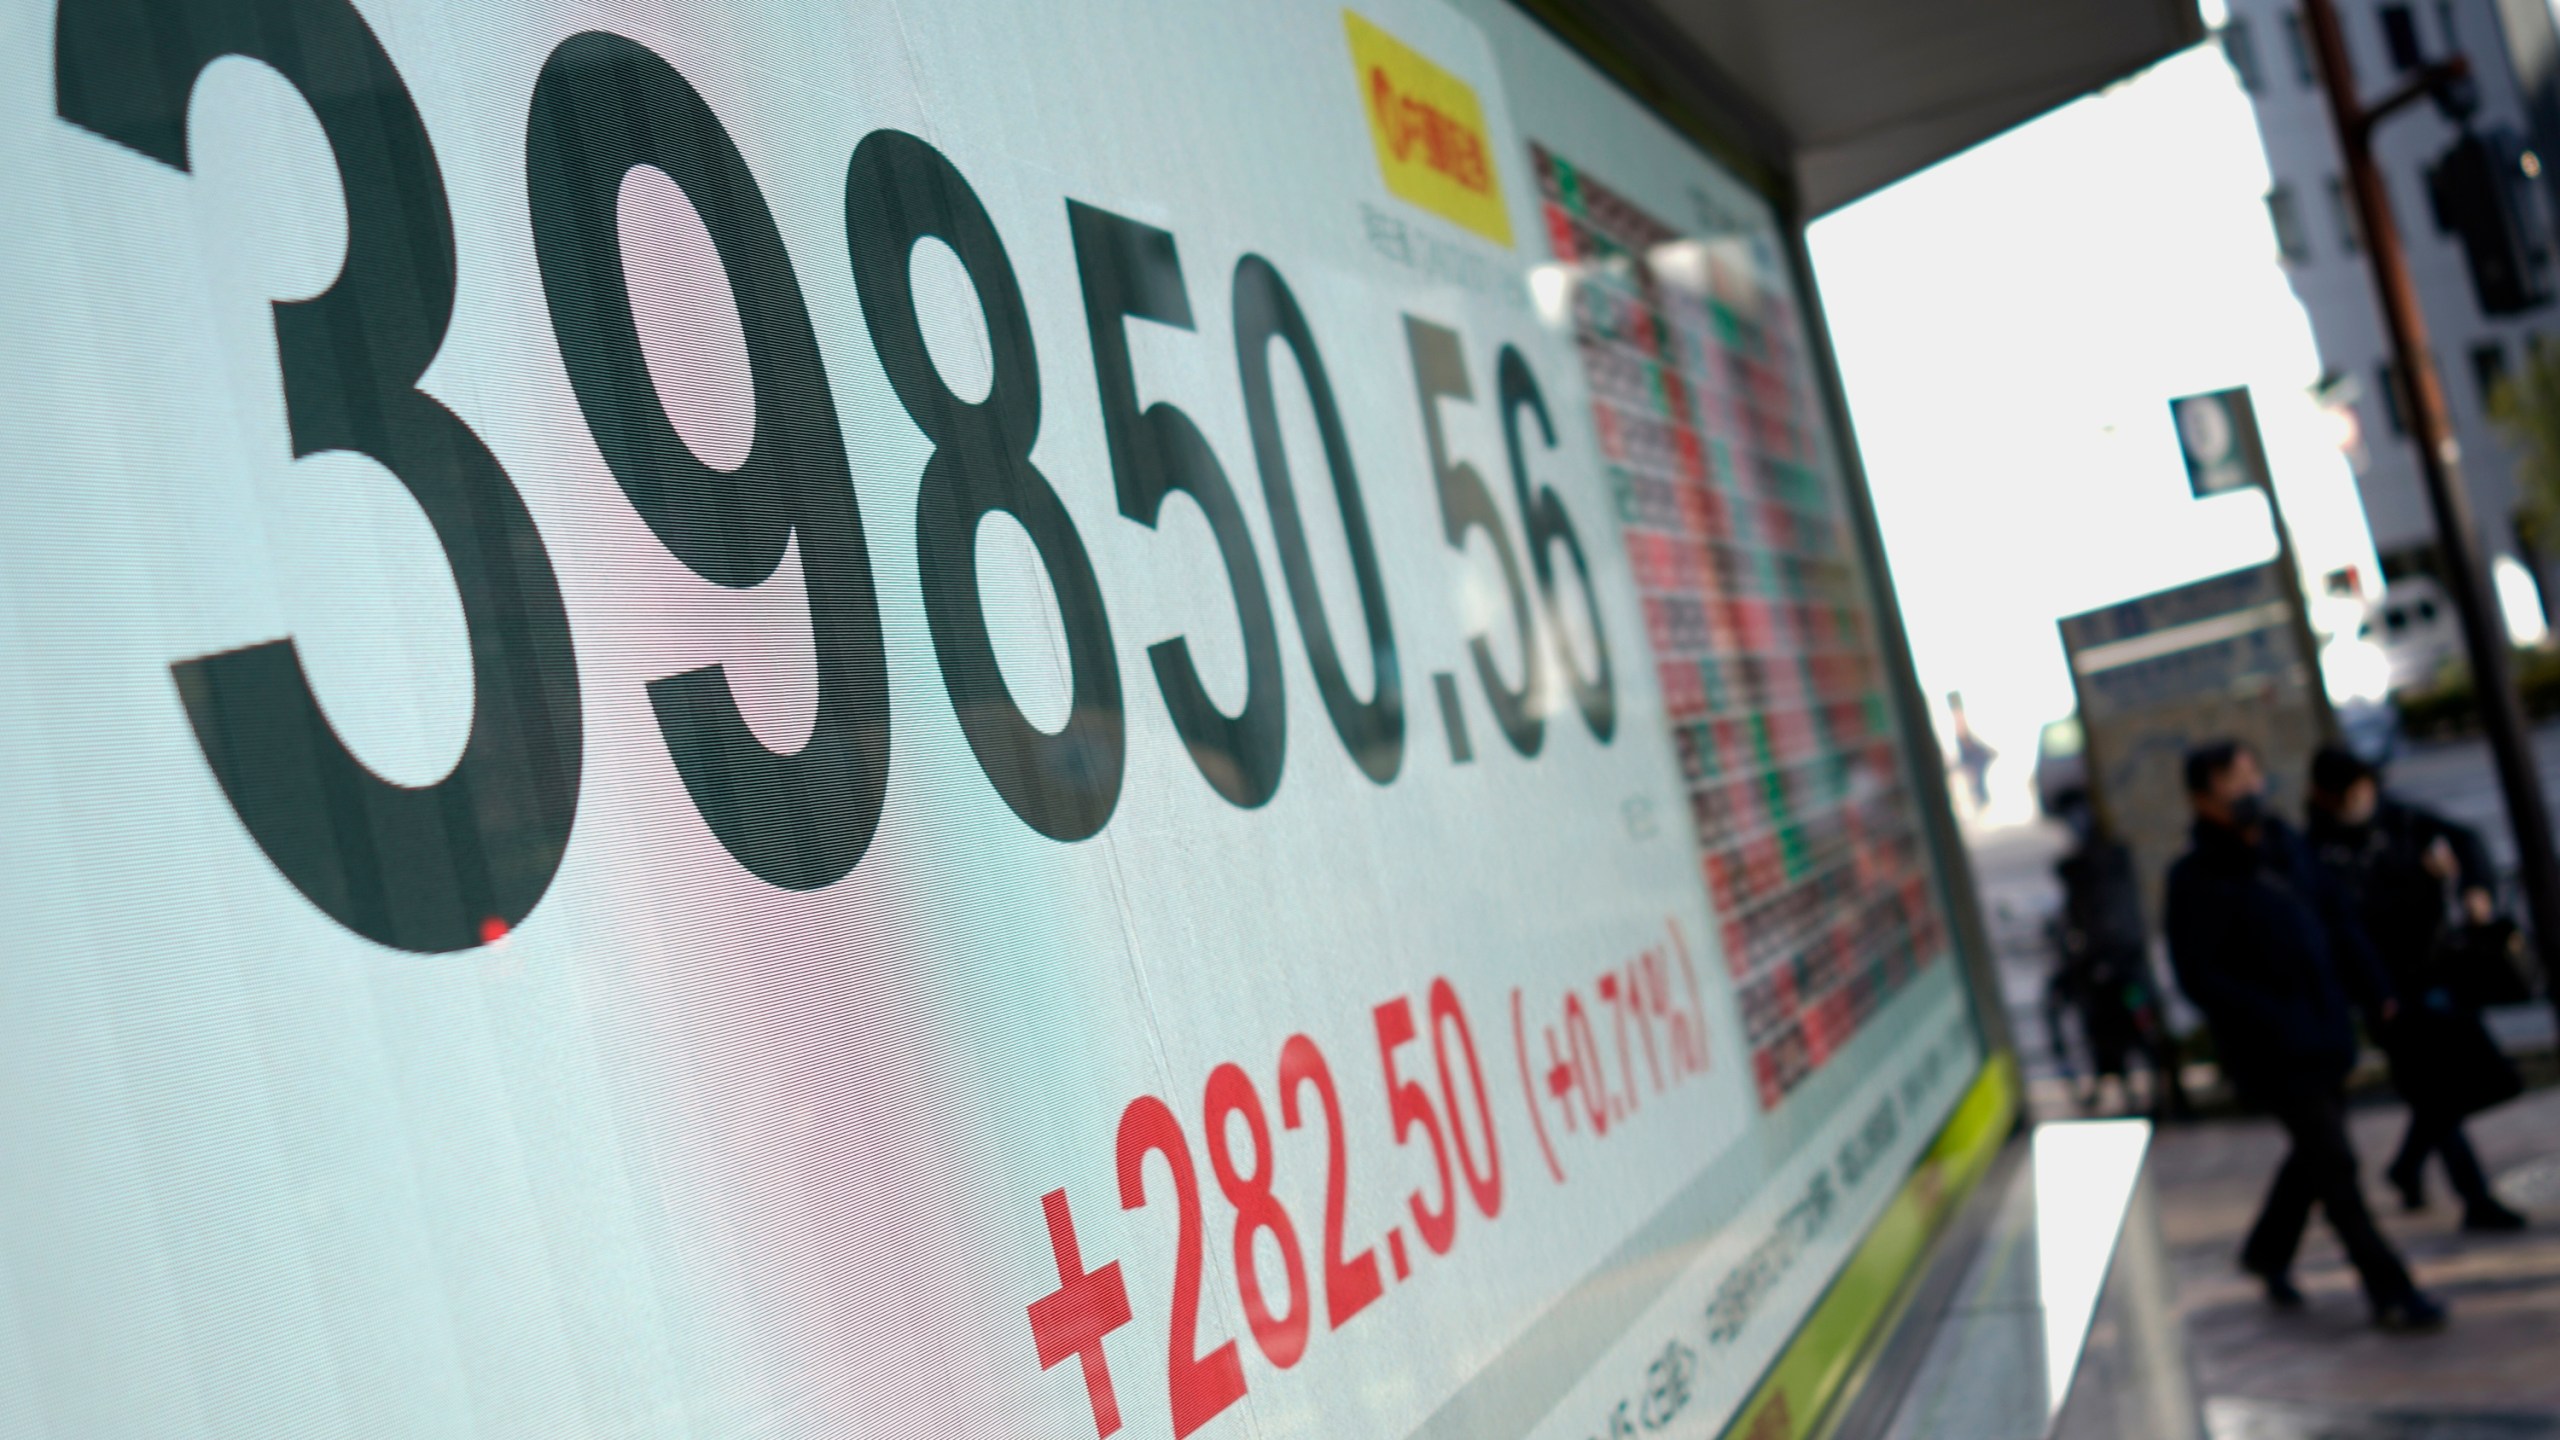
[0,0,2021,1434]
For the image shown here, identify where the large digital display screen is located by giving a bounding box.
[0,0,1985,1434]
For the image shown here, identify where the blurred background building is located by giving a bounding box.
[2224,0,2560,612]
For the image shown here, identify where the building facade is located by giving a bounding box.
[2223,0,2557,590]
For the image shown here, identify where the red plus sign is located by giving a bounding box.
[1544,1026,1579,1132]
[1028,1188,1132,1438]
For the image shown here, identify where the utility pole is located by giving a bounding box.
[2300,0,2560,1027]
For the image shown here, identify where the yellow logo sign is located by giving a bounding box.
[1344,11,1513,247]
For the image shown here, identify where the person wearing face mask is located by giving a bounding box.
[2304,745,2526,1231]
[2165,741,2446,1331]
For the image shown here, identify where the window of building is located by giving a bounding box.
[2379,359,2409,433]
[2473,340,2511,409]
[2223,17,2266,91]
[2283,10,2320,86]
[2326,175,2362,253]
[2269,183,2312,261]
[2380,4,2424,68]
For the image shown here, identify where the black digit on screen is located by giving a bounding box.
[847,130,1125,841]
[1068,202,1286,810]
[56,0,583,951]
[1499,346,1617,742]
[1406,317,1542,757]
[1232,256,1403,785]
[527,32,892,890]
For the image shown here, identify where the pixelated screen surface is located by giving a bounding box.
[0,0,1982,1433]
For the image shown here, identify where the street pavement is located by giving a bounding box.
[1954,724,2560,1435]
[2163,1087,2560,1439]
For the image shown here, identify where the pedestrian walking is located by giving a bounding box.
[1947,692,1996,813]
[2164,740,2447,1330]
[2051,790,2192,1118]
[2304,745,2527,1231]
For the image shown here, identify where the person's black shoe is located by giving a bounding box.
[2258,1271,2306,1310]
[2372,1291,2449,1332]
[2462,1201,2529,1233]
[2386,1161,2426,1212]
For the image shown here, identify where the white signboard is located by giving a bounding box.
[0,0,1982,1434]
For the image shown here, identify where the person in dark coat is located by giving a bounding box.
[2164,741,2446,1330]
[2052,790,2191,1117]
[2304,745,2526,1231]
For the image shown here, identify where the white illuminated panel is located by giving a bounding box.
[0,1,1981,1435]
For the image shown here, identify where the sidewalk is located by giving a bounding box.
[2143,1084,2560,1437]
